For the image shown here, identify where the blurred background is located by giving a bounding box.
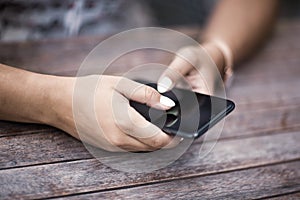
[0,0,299,42]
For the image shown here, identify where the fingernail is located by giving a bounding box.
[180,138,184,142]
[158,76,172,93]
[160,95,175,108]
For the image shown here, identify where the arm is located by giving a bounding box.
[0,63,178,151]
[0,63,62,124]
[203,0,279,66]
[158,0,279,94]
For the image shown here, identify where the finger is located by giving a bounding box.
[107,92,159,152]
[157,46,200,93]
[107,130,157,152]
[163,137,183,149]
[113,96,176,149]
[126,106,176,149]
[112,82,178,149]
[123,136,157,152]
[186,71,215,95]
[115,78,175,110]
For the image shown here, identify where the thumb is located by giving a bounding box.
[158,46,200,93]
[116,78,176,110]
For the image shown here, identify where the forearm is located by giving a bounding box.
[0,63,72,127]
[203,0,279,66]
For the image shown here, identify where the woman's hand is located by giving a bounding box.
[50,75,179,152]
[157,43,225,95]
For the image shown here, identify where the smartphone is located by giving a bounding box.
[129,82,235,139]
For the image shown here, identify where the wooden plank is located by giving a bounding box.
[276,19,300,32]
[1,54,299,137]
[235,58,300,80]
[1,48,300,136]
[0,121,53,137]
[263,19,300,51]
[0,29,298,107]
[58,161,300,200]
[0,35,110,75]
[229,77,300,104]
[0,131,299,199]
[264,30,300,52]
[1,100,300,169]
[222,104,300,138]
[235,96,300,111]
[0,20,298,106]
[265,34,300,51]
[0,29,199,76]
[230,61,300,105]
[1,37,299,77]
[1,19,299,198]
[0,131,92,169]
[265,192,300,200]
[1,94,300,139]
[0,70,298,134]
[0,20,298,77]
[107,47,300,82]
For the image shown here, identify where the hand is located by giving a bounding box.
[51,75,180,152]
[157,43,225,95]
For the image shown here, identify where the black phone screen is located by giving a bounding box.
[129,82,235,139]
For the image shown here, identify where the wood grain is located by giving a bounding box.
[0,132,299,199]
[0,20,298,76]
[58,161,300,200]
[265,192,300,200]
[222,104,300,138]
[0,19,300,199]
[0,28,199,76]
[0,121,53,137]
[0,130,92,169]
[1,101,299,169]
[1,95,298,138]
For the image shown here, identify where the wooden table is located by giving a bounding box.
[0,20,300,199]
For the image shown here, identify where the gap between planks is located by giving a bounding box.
[37,159,300,200]
[0,131,299,199]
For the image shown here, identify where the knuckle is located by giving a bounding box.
[177,46,199,64]
[108,135,133,151]
[150,137,167,148]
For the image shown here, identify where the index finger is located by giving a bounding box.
[157,46,200,93]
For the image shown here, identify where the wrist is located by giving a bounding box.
[202,39,234,86]
[48,76,76,134]
[27,73,58,125]
[31,74,75,131]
